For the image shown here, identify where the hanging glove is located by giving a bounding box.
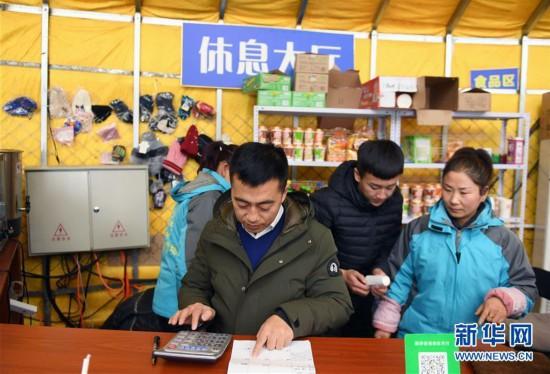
[110,99,133,124]
[149,92,178,133]
[178,95,194,121]
[139,95,153,123]
[91,105,112,123]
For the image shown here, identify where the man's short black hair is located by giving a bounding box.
[356,140,404,179]
[230,142,288,191]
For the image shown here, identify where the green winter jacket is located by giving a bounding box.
[179,193,353,337]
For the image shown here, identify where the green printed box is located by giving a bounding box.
[405,334,460,374]
[291,92,326,108]
[257,90,292,107]
[242,73,291,94]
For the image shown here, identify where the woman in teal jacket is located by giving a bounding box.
[373,148,538,337]
[103,141,235,331]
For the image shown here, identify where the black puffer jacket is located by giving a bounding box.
[311,161,403,274]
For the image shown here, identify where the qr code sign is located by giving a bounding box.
[419,352,448,374]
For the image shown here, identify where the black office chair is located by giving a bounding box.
[533,267,550,300]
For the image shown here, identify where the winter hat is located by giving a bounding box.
[3,96,37,118]
[92,105,112,123]
[48,87,71,119]
[180,125,199,157]
[139,95,153,123]
[178,95,194,121]
[72,89,92,114]
[130,132,168,176]
[162,140,188,176]
[110,99,133,124]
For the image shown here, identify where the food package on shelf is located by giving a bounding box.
[326,128,349,162]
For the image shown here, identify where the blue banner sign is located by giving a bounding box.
[470,68,519,90]
[181,22,355,88]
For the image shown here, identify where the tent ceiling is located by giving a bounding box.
[3,0,550,38]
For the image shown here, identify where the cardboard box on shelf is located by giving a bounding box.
[416,109,453,126]
[458,88,491,112]
[295,53,330,74]
[257,90,292,106]
[326,69,362,108]
[359,76,417,109]
[242,72,291,94]
[318,69,362,130]
[291,92,326,108]
[413,76,458,125]
[294,73,329,92]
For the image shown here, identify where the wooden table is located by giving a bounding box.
[0,324,483,373]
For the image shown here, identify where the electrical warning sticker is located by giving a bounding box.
[111,220,128,238]
[52,224,70,241]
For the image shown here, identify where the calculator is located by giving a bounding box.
[153,330,232,362]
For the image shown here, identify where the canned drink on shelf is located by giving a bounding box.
[259,126,269,144]
[303,146,313,162]
[293,127,304,145]
[498,197,512,219]
[402,199,410,218]
[272,139,282,148]
[271,126,282,144]
[283,127,292,146]
[283,145,294,161]
[410,198,423,218]
[293,145,304,161]
[400,183,410,199]
[507,137,524,164]
[424,183,435,198]
[313,145,326,161]
[305,128,315,146]
[423,197,435,214]
[434,183,442,200]
[412,184,423,199]
[314,128,324,145]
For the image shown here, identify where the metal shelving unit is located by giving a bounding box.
[253,106,530,239]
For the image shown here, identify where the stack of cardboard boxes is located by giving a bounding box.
[242,72,292,106]
[293,53,329,108]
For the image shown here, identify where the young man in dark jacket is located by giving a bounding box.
[170,142,353,356]
[311,140,404,337]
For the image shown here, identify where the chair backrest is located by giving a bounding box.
[534,267,550,300]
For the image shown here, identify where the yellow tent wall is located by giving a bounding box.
[1,0,550,327]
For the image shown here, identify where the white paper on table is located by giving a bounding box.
[227,340,316,374]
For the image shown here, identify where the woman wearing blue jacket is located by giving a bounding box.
[373,147,538,337]
[103,141,235,331]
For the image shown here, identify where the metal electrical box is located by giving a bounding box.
[25,166,149,256]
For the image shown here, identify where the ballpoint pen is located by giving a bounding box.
[152,336,160,365]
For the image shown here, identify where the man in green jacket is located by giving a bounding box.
[169,142,353,356]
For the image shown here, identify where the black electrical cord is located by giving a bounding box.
[44,256,76,328]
